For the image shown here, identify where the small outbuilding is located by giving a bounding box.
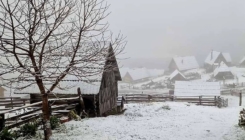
[174,81,221,96]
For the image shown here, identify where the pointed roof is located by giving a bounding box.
[170,70,186,80]
[222,53,232,63]
[13,42,121,95]
[106,43,122,81]
[239,56,245,65]
[213,62,231,77]
[205,51,232,65]
[171,56,199,71]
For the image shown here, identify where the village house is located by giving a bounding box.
[168,56,199,72]
[204,51,232,72]
[169,70,186,83]
[239,57,245,67]
[14,43,121,116]
[213,62,234,80]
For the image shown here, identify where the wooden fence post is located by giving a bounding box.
[76,88,82,116]
[214,96,217,106]
[125,94,128,104]
[0,113,5,131]
[199,96,202,105]
[240,92,242,106]
[148,95,152,102]
[11,97,13,109]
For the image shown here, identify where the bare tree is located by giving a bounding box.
[0,0,125,139]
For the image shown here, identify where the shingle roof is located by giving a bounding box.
[174,81,220,96]
[172,56,199,71]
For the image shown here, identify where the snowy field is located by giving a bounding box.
[51,96,245,140]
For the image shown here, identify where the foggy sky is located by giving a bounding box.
[106,0,245,69]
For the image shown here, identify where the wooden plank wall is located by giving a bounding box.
[99,72,117,115]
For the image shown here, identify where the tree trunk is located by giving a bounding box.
[42,93,52,140]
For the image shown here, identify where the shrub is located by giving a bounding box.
[50,116,60,130]
[0,128,16,140]
[20,122,37,137]
[68,110,81,121]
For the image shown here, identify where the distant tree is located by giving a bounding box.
[0,0,125,139]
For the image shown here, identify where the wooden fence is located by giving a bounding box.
[221,88,245,95]
[125,94,228,107]
[0,97,30,111]
[125,94,166,103]
[0,94,81,131]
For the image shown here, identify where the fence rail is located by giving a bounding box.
[0,97,29,111]
[125,94,228,108]
[0,95,81,131]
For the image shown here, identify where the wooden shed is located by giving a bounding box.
[14,43,121,116]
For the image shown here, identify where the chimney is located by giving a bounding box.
[211,50,213,60]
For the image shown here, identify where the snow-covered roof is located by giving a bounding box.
[174,81,220,96]
[120,67,164,81]
[205,51,232,65]
[13,70,103,95]
[239,57,245,64]
[230,67,245,80]
[222,53,232,63]
[213,64,231,77]
[14,80,101,95]
[170,70,186,80]
[172,56,199,71]
[183,68,205,75]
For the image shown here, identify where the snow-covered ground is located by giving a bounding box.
[51,96,245,140]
